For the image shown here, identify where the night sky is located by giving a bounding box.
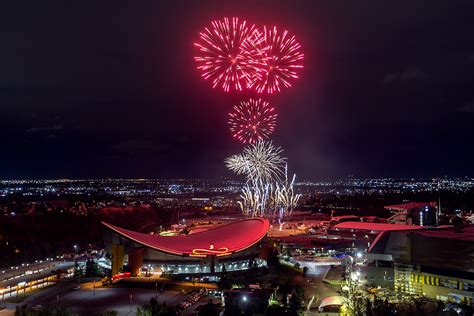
[1,1,474,179]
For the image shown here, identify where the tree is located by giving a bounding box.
[288,291,302,316]
[53,306,74,316]
[136,305,152,316]
[276,279,294,305]
[264,305,286,316]
[198,299,220,316]
[369,295,391,316]
[15,305,74,316]
[73,261,83,278]
[85,259,100,277]
[267,250,279,268]
[341,294,366,316]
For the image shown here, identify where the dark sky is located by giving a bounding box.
[1,1,474,179]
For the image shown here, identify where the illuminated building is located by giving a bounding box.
[385,202,438,226]
[102,218,269,277]
[367,225,474,306]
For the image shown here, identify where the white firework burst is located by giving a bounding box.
[226,141,301,219]
[225,154,250,177]
[225,140,286,183]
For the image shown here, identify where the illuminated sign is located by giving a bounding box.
[191,244,230,257]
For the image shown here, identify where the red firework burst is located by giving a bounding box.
[194,17,260,92]
[244,26,304,93]
[228,98,277,144]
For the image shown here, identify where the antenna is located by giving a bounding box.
[437,179,442,225]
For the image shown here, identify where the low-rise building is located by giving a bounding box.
[367,225,474,306]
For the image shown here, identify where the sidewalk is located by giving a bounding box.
[0,306,15,316]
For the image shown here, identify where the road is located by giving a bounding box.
[15,279,218,316]
[49,287,186,315]
[290,264,339,312]
[22,279,78,307]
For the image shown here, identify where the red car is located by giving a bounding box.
[112,272,131,281]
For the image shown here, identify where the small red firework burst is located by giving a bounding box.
[244,26,304,93]
[194,17,260,92]
[228,98,277,144]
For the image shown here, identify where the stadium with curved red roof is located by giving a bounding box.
[102,218,270,276]
[102,218,269,256]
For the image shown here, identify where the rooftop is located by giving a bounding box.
[384,201,437,211]
[318,296,347,308]
[411,225,474,242]
[103,218,269,256]
[334,221,422,232]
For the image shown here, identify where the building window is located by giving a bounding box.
[439,278,458,289]
[462,282,474,292]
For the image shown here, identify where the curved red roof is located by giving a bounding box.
[103,218,269,256]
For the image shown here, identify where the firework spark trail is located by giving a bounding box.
[236,166,301,219]
[194,17,260,92]
[228,98,277,144]
[226,142,301,218]
[245,26,304,93]
[273,165,301,218]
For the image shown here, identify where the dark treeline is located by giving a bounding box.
[0,204,187,268]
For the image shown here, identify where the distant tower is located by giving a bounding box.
[437,179,442,225]
[438,179,441,218]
